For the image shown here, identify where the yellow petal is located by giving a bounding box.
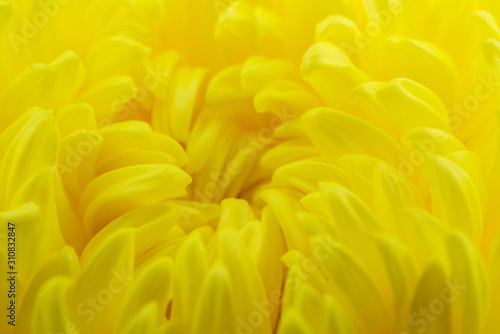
[485,232,500,333]
[421,155,483,244]
[303,107,403,167]
[78,164,191,235]
[382,36,458,104]
[148,51,181,101]
[50,51,86,107]
[153,132,189,167]
[258,206,284,330]
[445,231,489,334]
[0,109,59,209]
[310,236,391,334]
[281,250,331,298]
[0,203,42,285]
[17,246,79,333]
[273,160,349,194]
[241,56,298,93]
[403,208,448,268]
[86,36,151,82]
[0,64,56,131]
[294,283,325,333]
[171,232,208,328]
[192,264,236,334]
[10,167,65,254]
[323,294,356,334]
[59,129,103,203]
[277,309,315,334]
[117,257,173,330]
[0,1,14,90]
[70,228,135,332]
[238,219,263,263]
[0,107,40,168]
[56,103,97,137]
[254,80,320,115]
[217,228,272,334]
[408,261,451,334]
[215,1,257,62]
[354,78,452,136]
[260,138,320,170]
[261,189,308,252]
[32,276,78,334]
[373,234,418,332]
[219,198,254,229]
[315,16,362,57]
[79,76,137,123]
[120,302,157,334]
[372,161,416,237]
[300,42,370,109]
[319,182,380,233]
[167,66,208,143]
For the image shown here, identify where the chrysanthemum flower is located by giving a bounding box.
[1,0,500,333]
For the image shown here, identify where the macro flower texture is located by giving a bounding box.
[2,0,500,333]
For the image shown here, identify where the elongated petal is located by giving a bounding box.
[0,65,56,130]
[445,232,489,334]
[117,257,173,330]
[86,36,151,82]
[0,110,59,208]
[303,107,403,167]
[171,233,208,327]
[192,264,236,334]
[217,228,272,334]
[274,160,349,194]
[78,164,191,235]
[17,246,79,333]
[120,302,157,334]
[32,277,78,334]
[310,236,391,334]
[408,261,451,334]
[422,155,483,244]
[300,42,370,109]
[277,308,315,334]
[70,229,135,332]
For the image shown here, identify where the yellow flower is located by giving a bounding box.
[1,0,500,333]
